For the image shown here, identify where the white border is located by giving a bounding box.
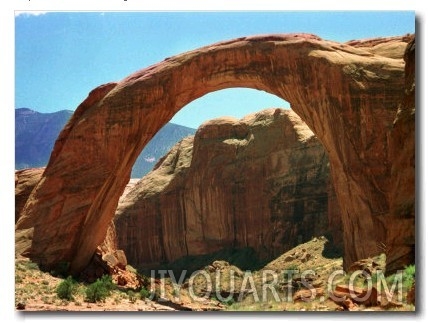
[2,1,425,322]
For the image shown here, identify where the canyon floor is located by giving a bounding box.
[15,237,415,312]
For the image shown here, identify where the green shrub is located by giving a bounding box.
[85,275,115,303]
[403,264,415,290]
[56,276,78,301]
[384,264,415,293]
[139,287,152,300]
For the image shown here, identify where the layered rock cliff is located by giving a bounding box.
[112,109,338,267]
[15,168,44,224]
[15,168,44,258]
[383,36,415,273]
[15,33,414,274]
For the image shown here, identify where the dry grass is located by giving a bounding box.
[15,237,416,312]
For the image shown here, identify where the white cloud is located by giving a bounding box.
[15,11,49,17]
[144,157,156,163]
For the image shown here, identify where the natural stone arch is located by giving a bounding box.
[16,33,412,274]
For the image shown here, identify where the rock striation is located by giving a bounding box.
[15,168,44,258]
[15,33,414,274]
[15,168,44,224]
[383,36,415,273]
[112,109,337,266]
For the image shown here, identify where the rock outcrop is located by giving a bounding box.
[15,168,44,223]
[15,33,414,274]
[14,167,141,287]
[112,109,337,266]
[15,168,44,258]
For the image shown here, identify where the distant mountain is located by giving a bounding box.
[15,108,74,170]
[15,108,196,178]
[131,122,196,178]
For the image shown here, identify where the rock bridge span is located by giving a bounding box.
[16,33,414,274]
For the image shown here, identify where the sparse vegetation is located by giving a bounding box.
[56,276,78,301]
[127,291,138,304]
[213,294,235,306]
[85,275,115,303]
[283,264,299,279]
[42,296,52,304]
[402,264,415,290]
[24,261,40,271]
[139,286,151,300]
[14,239,416,311]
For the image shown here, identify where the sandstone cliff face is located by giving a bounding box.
[383,36,415,273]
[15,168,44,258]
[15,168,44,223]
[113,109,337,266]
[15,33,413,274]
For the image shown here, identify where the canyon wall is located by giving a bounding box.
[113,109,338,267]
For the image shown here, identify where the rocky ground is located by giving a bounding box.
[15,237,415,312]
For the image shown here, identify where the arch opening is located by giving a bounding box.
[130,87,290,178]
[112,87,342,274]
[169,87,290,128]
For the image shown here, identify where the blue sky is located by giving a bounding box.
[15,11,415,128]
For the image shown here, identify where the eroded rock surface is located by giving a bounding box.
[15,168,44,223]
[383,36,415,273]
[15,168,44,258]
[112,109,337,266]
[15,33,414,274]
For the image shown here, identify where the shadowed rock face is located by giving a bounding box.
[112,109,337,267]
[383,36,415,273]
[15,33,414,274]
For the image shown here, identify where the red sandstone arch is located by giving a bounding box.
[16,33,413,274]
